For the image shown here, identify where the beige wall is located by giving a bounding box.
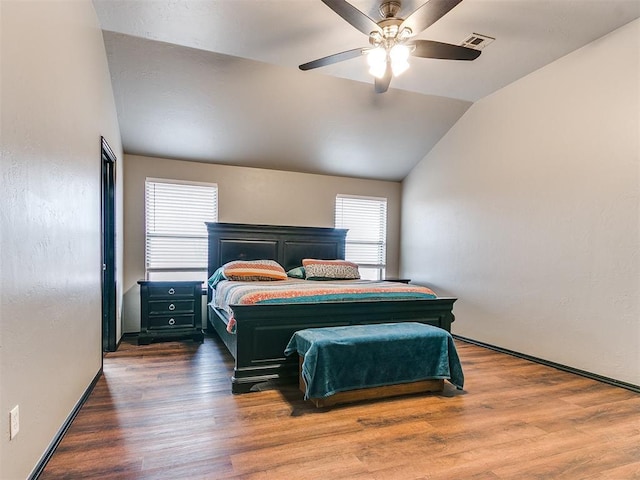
[402,19,640,385]
[0,1,123,478]
[123,155,402,332]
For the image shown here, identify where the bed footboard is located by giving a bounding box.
[209,298,456,394]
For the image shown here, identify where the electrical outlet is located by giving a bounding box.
[10,405,19,440]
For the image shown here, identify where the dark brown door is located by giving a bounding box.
[101,137,117,352]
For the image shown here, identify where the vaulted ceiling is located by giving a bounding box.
[94,0,640,181]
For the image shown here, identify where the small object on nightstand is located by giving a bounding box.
[384,278,411,284]
[137,280,204,345]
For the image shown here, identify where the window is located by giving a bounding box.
[145,178,218,282]
[335,194,387,280]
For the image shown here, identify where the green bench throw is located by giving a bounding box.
[284,322,464,400]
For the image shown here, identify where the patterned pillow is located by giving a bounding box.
[302,259,360,280]
[222,260,287,281]
[286,266,306,279]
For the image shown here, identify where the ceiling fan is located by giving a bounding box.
[299,0,481,93]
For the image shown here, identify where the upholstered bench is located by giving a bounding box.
[284,322,464,407]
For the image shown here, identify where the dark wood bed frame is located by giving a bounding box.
[206,222,457,394]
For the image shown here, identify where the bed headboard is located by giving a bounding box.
[206,222,347,292]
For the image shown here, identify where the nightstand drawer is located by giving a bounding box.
[148,284,195,298]
[148,299,194,315]
[146,314,195,330]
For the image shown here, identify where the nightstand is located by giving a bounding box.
[137,280,204,345]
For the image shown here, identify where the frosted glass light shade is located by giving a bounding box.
[367,47,387,78]
[390,44,410,76]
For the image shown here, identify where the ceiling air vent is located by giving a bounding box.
[461,33,495,50]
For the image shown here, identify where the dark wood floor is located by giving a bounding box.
[41,334,640,479]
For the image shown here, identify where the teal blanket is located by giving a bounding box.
[284,322,464,399]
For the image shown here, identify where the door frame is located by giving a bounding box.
[101,136,117,352]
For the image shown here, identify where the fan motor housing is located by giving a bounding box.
[379,1,401,19]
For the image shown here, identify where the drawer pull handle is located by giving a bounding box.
[168,303,176,311]
[168,288,175,295]
[168,318,175,325]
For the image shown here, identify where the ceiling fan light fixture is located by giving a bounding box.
[366,47,387,78]
[391,58,409,76]
[390,44,410,63]
[381,24,399,38]
[390,44,410,76]
[369,31,383,46]
[397,27,413,42]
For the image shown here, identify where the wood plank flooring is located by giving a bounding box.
[40,335,640,479]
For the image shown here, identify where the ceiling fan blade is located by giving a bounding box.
[299,48,364,71]
[321,0,382,36]
[374,62,392,93]
[412,39,481,61]
[399,0,462,35]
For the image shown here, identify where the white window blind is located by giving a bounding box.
[335,194,387,280]
[145,179,218,281]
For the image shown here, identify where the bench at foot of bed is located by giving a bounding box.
[298,355,444,407]
[285,322,464,407]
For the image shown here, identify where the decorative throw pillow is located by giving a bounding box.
[302,259,360,280]
[286,266,306,279]
[222,259,287,281]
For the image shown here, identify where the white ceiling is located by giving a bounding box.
[94,0,640,181]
